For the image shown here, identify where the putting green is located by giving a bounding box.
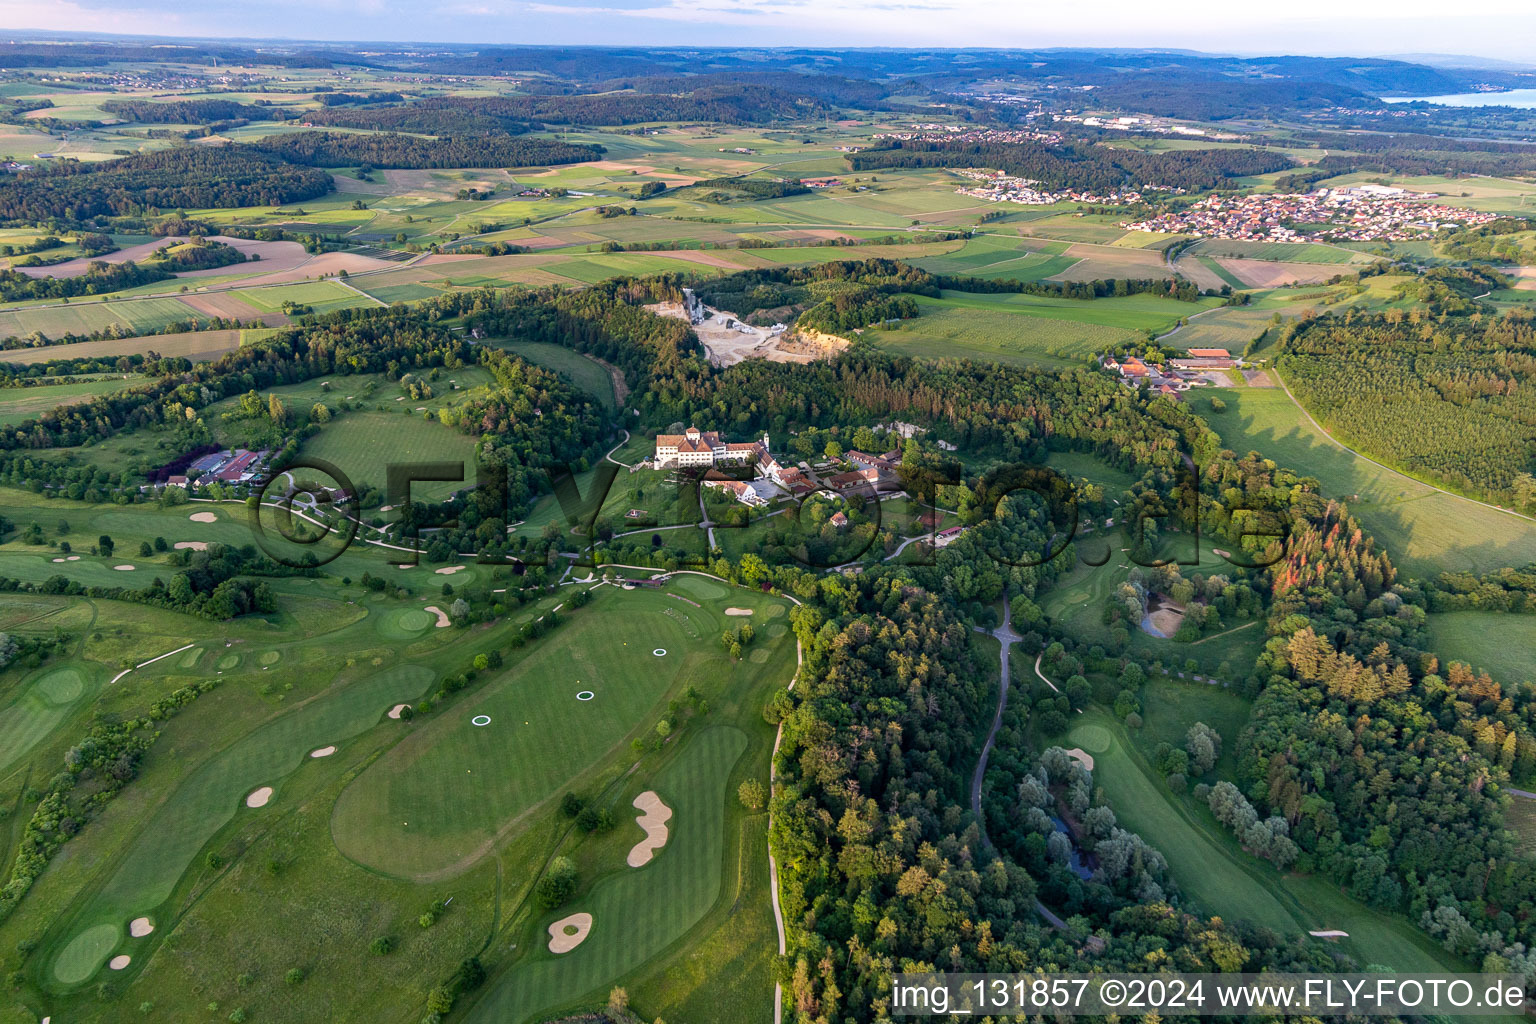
[1062,590,1091,605]
[1067,723,1113,754]
[673,576,727,602]
[216,653,240,670]
[35,666,86,706]
[749,648,770,663]
[52,923,119,985]
[377,607,433,638]
[258,650,281,666]
[762,603,786,619]
[766,622,788,638]
[176,648,202,670]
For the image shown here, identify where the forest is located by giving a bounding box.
[252,131,602,170]
[1277,305,1536,507]
[0,148,333,221]
[848,139,1294,191]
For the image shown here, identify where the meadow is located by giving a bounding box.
[1186,385,1536,575]
[298,410,481,504]
[1425,611,1536,686]
[0,376,145,427]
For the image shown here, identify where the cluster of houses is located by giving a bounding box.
[1103,348,1240,398]
[651,427,904,510]
[952,168,1164,206]
[1123,187,1498,243]
[156,448,269,491]
[873,124,1065,147]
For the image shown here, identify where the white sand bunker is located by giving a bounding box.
[310,745,336,758]
[423,605,451,628]
[388,703,410,719]
[109,955,131,970]
[245,786,273,808]
[725,607,754,616]
[174,541,209,551]
[189,511,219,523]
[626,791,674,868]
[434,565,465,575]
[129,917,154,937]
[547,912,593,953]
[1063,747,1095,771]
[114,564,135,571]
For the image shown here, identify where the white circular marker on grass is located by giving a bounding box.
[577,691,594,701]
[245,786,273,808]
[472,715,491,726]
[653,648,667,657]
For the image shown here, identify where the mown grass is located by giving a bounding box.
[1187,385,1536,576]
[1425,611,1536,686]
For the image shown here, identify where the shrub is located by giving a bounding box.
[370,936,395,955]
[534,856,577,908]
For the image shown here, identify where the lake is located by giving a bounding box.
[1384,89,1536,108]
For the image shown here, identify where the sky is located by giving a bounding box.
[1,0,1535,64]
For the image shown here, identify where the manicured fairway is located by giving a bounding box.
[298,410,479,502]
[1067,713,1298,933]
[45,664,435,988]
[462,725,748,1024]
[0,664,102,775]
[332,586,789,878]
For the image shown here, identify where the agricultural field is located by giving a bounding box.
[0,375,145,427]
[1187,239,1370,265]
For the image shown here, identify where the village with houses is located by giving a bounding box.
[1122,185,1500,242]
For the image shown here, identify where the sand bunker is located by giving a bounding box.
[109,955,131,970]
[434,565,465,575]
[724,607,753,616]
[129,917,154,938]
[189,511,219,523]
[423,605,451,628]
[245,786,273,808]
[547,912,593,953]
[1063,747,1095,771]
[626,791,674,868]
[388,703,410,719]
[174,541,209,551]
[113,564,135,571]
[310,745,336,758]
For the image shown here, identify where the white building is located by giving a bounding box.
[654,427,770,469]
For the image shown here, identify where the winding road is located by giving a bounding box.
[967,602,1069,930]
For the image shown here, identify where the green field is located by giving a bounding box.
[1067,710,1473,974]
[43,664,436,988]
[298,410,480,502]
[0,376,143,426]
[1189,239,1365,264]
[499,340,618,409]
[462,726,750,1024]
[332,584,789,879]
[1187,385,1536,575]
[875,289,1214,368]
[1425,611,1536,686]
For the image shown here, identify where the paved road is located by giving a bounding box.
[967,602,1066,929]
